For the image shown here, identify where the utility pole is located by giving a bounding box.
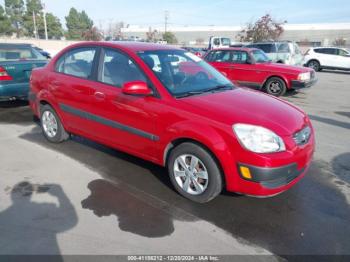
[42,2,48,40]
[32,11,38,39]
[164,10,169,33]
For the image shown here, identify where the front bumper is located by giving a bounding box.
[238,162,305,189]
[291,78,317,89]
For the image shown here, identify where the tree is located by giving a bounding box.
[333,38,346,47]
[82,26,102,41]
[146,28,159,42]
[237,14,286,42]
[65,8,94,40]
[5,0,25,38]
[22,0,62,39]
[0,4,14,36]
[22,0,42,38]
[162,31,177,44]
[46,13,63,39]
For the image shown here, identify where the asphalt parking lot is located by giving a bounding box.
[0,71,349,259]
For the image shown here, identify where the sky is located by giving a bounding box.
[1,0,350,29]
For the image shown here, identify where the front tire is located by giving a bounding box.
[167,142,223,203]
[40,104,69,143]
[265,77,287,97]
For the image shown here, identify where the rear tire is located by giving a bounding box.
[264,77,287,97]
[307,60,321,72]
[167,142,223,203]
[40,104,69,143]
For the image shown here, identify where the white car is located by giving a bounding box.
[304,47,350,72]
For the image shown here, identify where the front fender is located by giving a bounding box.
[158,120,237,188]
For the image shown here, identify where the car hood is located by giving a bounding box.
[257,62,312,74]
[179,88,308,136]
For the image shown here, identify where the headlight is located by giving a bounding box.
[298,72,311,81]
[233,124,286,153]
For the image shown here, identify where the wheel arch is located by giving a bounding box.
[163,137,227,185]
[263,75,289,89]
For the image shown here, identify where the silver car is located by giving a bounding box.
[246,42,304,66]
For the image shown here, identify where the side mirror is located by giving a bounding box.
[122,81,153,96]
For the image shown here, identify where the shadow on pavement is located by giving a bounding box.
[19,126,350,256]
[82,179,176,238]
[0,182,77,259]
[309,114,350,130]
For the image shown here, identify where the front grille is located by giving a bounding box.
[293,126,311,146]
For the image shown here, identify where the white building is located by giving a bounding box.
[121,23,350,46]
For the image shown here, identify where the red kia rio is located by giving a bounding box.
[29,42,315,203]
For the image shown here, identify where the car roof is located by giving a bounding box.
[209,47,257,52]
[67,41,182,53]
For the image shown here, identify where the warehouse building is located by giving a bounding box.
[121,23,350,47]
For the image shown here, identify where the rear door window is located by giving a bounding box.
[206,50,231,62]
[231,51,248,63]
[55,48,96,79]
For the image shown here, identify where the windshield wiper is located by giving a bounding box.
[175,84,233,98]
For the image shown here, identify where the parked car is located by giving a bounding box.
[204,47,317,96]
[0,43,48,102]
[181,47,206,57]
[304,47,350,71]
[245,41,304,66]
[32,45,51,59]
[29,42,315,203]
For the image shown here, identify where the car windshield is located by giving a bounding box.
[0,46,46,61]
[251,49,270,63]
[138,50,234,98]
[221,38,231,46]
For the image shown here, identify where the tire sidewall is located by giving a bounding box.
[307,60,320,71]
[40,105,64,143]
[265,77,287,96]
[167,143,223,203]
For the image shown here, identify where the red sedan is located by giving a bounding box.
[204,47,317,96]
[29,42,315,202]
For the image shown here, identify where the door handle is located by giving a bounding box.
[94,91,106,100]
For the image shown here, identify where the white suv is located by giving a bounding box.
[304,47,350,71]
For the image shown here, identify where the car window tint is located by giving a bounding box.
[58,48,96,78]
[231,51,248,63]
[252,44,274,53]
[278,43,290,53]
[99,49,146,87]
[207,50,231,62]
[338,49,348,56]
[321,48,337,55]
[0,46,45,61]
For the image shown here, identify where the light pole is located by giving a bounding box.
[41,1,48,40]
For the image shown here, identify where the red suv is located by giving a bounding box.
[204,48,317,96]
[29,42,315,203]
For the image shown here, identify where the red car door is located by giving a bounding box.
[229,50,263,89]
[49,47,98,134]
[88,48,158,161]
[206,50,233,78]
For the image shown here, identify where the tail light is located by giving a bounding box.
[304,49,310,56]
[0,66,13,81]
